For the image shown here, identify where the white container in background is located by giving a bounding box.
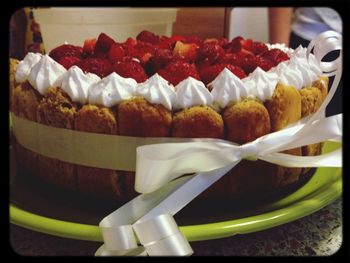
[33,7,178,52]
[228,8,269,42]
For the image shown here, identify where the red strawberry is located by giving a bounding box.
[199,64,246,85]
[225,64,247,79]
[76,58,112,78]
[196,58,212,71]
[126,41,156,64]
[240,55,259,74]
[108,43,126,62]
[241,38,253,51]
[58,56,81,69]
[219,53,239,65]
[124,37,138,47]
[225,36,244,53]
[113,60,148,83]
[144,48,173,76]
[173,41,200,62]
[233,49,255,69]
[83,38,97,56]
[251,41,268,55]
[255,56,274,71]
[94,33,116,55]
[218,37,230,48]
[199,42,225,64]
[136,30,160,45]
[157,35,173,49]
[260,48,289,66]
[49,44,83,62]
[158,60,200,86]
[199,64,225,85]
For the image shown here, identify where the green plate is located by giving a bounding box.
[10,141,342,242]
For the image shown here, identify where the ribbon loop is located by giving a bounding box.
[307,30,342,76]
[133,214,193,256]
[99,224,138,252]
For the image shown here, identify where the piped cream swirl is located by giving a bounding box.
[135,73,176,110]
[175,77,213,109]
[15,52,43,83]
[243,67,279,101]
[211,68,248,108]
[61,66,100,105]
[88,72,137,107]
[27,55,67,95]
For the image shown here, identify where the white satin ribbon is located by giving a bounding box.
[96,31,342,256]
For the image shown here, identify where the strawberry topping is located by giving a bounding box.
[94,33,116,55]
[199,42,225,64]
[49,44,83,62]
[82,38,97,57]
[158,60,200,86]
[199,63,246,85]
[108,43,126,63]
[76,58,112,78]
[259,48,289,66]
[136,30,161,45]
[58,56,81,70]
[113,60,148,83]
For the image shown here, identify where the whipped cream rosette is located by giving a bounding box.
[88,72,137,107]
[15,52,43,84]
[61,66,101,105]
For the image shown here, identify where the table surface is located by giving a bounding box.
[10,197,342,256]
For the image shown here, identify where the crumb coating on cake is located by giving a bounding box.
[75,104,117,134]
[10,58,19,111]
[264,83,302,132]
[172,106,224,139]
[37,86,77,129]
[299,87,324,117]
[12,82,41,121]
[223,99,271,144]
[36,86,77,190]
[118,97,172,137]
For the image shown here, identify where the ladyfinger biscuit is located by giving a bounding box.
[12,82,41,176]
[75,104,124,201]
[172,105,224,139]
[36,87,77,191]
[265,83,302,187]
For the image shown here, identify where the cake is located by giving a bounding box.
[10,31,328,203]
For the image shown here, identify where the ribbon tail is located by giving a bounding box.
[259,148,342,168]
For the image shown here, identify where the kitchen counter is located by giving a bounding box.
[10,197,342,256]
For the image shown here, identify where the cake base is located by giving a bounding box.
[10,143,315,226]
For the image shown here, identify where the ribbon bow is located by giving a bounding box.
[96,31,342,256]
